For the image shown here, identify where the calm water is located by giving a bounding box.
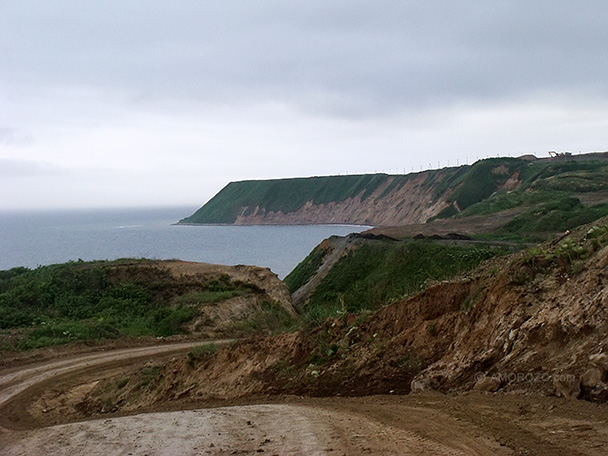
[0,207,368,278]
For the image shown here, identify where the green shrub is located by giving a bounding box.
[586,225,608,239]
[150,307,196,337]
[16,320,119,349]
[503,201,608,234]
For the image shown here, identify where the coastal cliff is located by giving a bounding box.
[181,171,452,226]
[180,153,608,227]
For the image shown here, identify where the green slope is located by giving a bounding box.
[290,238,508,326]
[455,160,608,235]
[180,174,396,224]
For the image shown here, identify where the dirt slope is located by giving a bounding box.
[4,218,608,455]
[158,261,293,313]
[0,342,217,430]
[156,260,296,337]
[74,218,608,407]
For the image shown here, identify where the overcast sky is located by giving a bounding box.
[1,1,607,210]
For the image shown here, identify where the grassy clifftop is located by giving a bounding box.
[179,174,394,224]
[180,153,608,228]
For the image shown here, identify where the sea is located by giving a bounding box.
[0,207,369,278]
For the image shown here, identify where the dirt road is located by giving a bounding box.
[0,342,213,408]
[3,401,507,456]
[1,343,607,456]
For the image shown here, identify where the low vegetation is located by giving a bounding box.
[0,259,263,350]
[6,154,608,352]
[233,300,297,334]
[0,239,510,350]
[517,220,608,278]
[299,240,507,326]
[503,200,608,235]
[187,342,218,367]
[431,158,525,216]
[65,216,608,429]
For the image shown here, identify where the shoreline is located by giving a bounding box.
[174,222,374,228]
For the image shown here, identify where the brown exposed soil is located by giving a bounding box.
[1,344,607,455]
[154,260,297,339]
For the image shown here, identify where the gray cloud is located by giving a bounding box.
[2,1,607,116]
[1,1,607,209]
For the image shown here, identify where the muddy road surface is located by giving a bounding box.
[1,343,607,456]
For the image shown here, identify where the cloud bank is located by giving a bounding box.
[1,1,607,209]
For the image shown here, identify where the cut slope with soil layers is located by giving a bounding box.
[77,217,608,417]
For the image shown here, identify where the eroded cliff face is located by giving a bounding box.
[181,154,608,227]
[233,173,452,226]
